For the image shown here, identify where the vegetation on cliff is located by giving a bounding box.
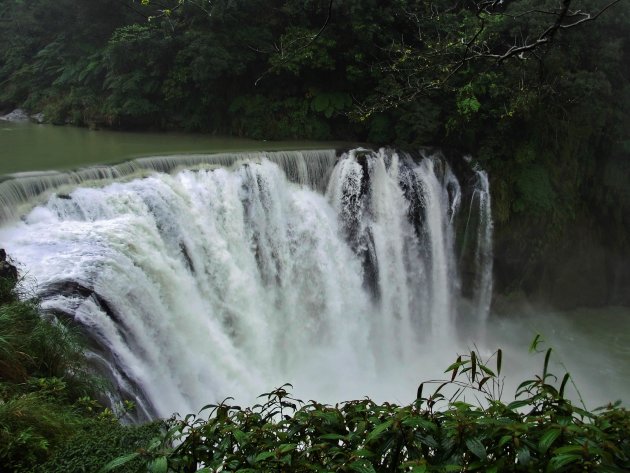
[0,267,159,472]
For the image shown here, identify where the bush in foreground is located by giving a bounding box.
[104,343,630,473]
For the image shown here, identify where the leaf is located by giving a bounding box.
[254,451,275,462]
[366,419,393,442]
[445,465,463,472]
[516,446,530,466]
[278,443,297,454]
[538,428,561,454]
[529,334,543,353]
[416,383,424,400]
[149,457,167,473]
[478,376,491,390]
[98,453,140,472]
[559,373,570,398]
[497,348,502,376]
[548,454,582,471]
[445,356,464,381]
[320,433,347,441]
[402,417,437,431]
[507,399,530,410]
[354,448,374,458]
[552,445,583,455]
[233,429,247,444]
[410,465,427,473]
[543,348,553,379]
[465,437,487,460]
[348,460,377,473]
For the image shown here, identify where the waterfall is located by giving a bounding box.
[0,148,493,419]
[0,149,337,223]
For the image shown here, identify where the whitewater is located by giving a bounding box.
[0,149,493,419]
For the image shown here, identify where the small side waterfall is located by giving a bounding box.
[471,167,493,321]
[0,148,493,419]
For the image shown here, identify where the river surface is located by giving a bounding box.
[0,122,628,412]
[0,121,352,174]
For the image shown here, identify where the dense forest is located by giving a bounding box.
[1,0,629,306]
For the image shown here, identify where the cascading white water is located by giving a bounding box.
[0,149,493,419]
[0,150,337,222]
[471,168,493,322]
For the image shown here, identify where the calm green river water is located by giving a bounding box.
[0,121,349,175]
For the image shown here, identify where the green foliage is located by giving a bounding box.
[268,27,336,75]
[513,165,557,214]
[311,91,352,119]
[0,393,81,470]
[105,346,630,473]
[38,420,163,473]
[0,272,126,472]
[229,95,331,140]
[455,84,481,120]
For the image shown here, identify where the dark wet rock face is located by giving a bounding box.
[0,249,18,281]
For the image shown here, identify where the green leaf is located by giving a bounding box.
[552,445,583,455]
[548,454,582,471]
[538,428,561,454]
[543,348,553,379]
[496,349,502,376]
[507,399,530,410]
[410,465,427,473]
[465,437,487,460]
[516,446,530,466]
[445,465,463,472]
[278,443,297,454]
[348,460,377,473]
[402,417,437,431]
[149,457,167,473]
[354,448,374,458]
[366,419,393,442]
[99,453,140,473]
[559,373,570,399]
[254,451,275,462]
[416,382,424,400]
[529,334,543,353]
[319,433,347,441]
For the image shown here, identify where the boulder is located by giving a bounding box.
[0,249,17,281]
[30,112,45,123]
[0,108,29,122]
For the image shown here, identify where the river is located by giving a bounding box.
[0,121,352,175]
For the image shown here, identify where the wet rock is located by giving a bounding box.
[0,249,18,281]
[30,112,45,123]
[0,108,29,122]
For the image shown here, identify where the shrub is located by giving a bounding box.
[103,342,630,472]
[37,420,163,473]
